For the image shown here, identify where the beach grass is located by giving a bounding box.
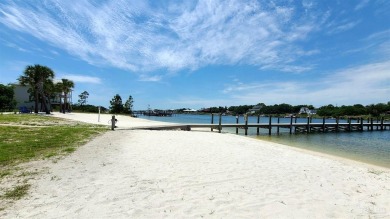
[0,114,107,165]
[0,114,107,203]
[2,184,31,200]
[0,113,61,125]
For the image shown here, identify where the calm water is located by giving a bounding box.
[140,114,390,168]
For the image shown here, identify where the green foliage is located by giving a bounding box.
[62,147,76,153]
[56,78,75,113]
[77,91,89,109]
[18,64,55,114]
[317,103,390,117]
[366,103,389,117]
[213,102,390,117]
[123,95,134,114]
[109,94,134,114]
[228,105,252,115]
[0,84,16,111]
[72,104,107,113]
[0,170,11,178]
[109,94,124,114]
[2,184,30,200]
[0,113,64,124]
[317,104,336,117]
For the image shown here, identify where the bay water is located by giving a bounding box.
[140,114,390,168]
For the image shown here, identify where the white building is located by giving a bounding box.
[248,105,263,114]
[12,84,35,109]
[12,84,72,111]
[299,107,317,115]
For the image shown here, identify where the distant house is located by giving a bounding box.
[299,107,317,115]
[248,105,263,114]
[183,109,197,113]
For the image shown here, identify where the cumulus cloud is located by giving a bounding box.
[0,0,324,74]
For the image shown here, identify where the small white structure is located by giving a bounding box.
[248,105,263,114]
[183,109,197,113]
[299,107,317,115]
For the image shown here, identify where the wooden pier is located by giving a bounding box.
[119,114,390,135]
[133,110,174,117]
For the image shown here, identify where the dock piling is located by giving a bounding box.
[294,117,298,133]
[322,117,326,132]
[218,113,222,133]
[306,117,310,133]
[244,114,248,135]
[236,115,239,134]
[348,117,352,132]
[268,116,272,135]
[111,115,116,131]
[211,113,214,132]
[381,117,384,131]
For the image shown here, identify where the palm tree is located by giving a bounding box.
[44,78,56,112]
[54,82,64,113]
[57,79,74,113]
[18,65,55,114]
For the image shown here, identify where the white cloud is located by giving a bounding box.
[343,29,390,56]
[327,20,361,34]
[0,0,323,74]
[4,41,29,52]
[168,96,232,109]
[57,74,102,84]
[138,75,162,82]
[355,0,370,11]
[223,60,390,106]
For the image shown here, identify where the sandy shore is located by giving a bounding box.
[1,112,389,218]
[48,112,179,128]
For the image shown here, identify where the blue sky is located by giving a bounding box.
[0,0,389,110]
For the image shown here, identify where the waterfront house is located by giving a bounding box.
[248,105,263,114]
[299,107,317,115]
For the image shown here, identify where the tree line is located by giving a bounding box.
[72,93,133,114]
[201,102,390,117]
[0,84,16,111]
[200,103,314,115]
[317,103,390,117]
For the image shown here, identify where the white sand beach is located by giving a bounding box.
[1,112,389,218]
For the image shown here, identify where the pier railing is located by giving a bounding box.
[118,114,390,135]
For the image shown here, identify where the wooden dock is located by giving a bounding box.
[117,115,390,135]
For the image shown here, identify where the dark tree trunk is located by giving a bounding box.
[34,90,39,114]
[37,81,50,114]
[64,93,68,113]
[48,96,52,112]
